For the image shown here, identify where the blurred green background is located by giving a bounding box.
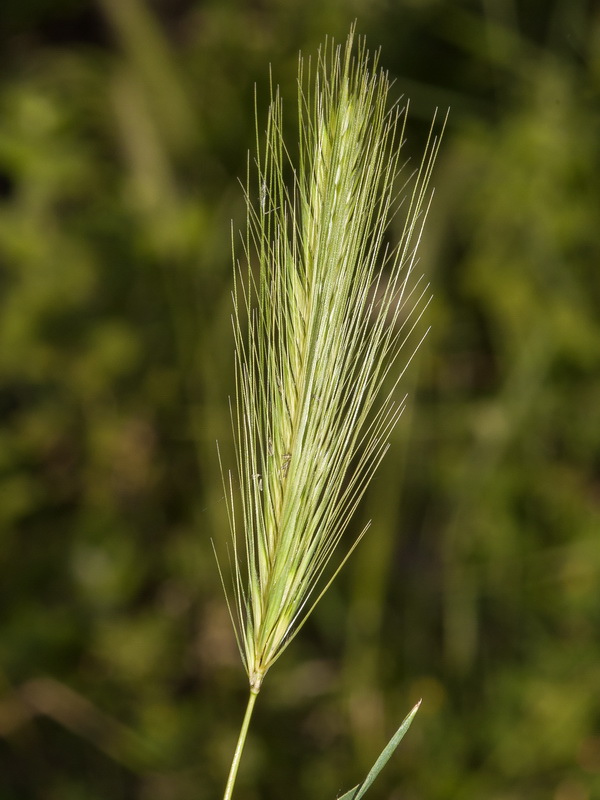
[1,1,599,799]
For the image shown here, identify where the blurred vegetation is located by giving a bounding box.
[0,1,599,799]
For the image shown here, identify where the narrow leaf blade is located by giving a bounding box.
[336,700,421,800]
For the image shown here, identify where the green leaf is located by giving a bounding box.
[336,701,421,800]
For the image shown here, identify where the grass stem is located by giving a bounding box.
[223,688,259,800]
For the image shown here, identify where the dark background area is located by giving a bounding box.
[0,1,599,799]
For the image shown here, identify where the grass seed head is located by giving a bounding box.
[221,28,445,691]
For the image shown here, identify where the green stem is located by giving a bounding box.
[223,688,259,800]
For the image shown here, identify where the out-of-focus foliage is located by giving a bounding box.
[0,1,599,799]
